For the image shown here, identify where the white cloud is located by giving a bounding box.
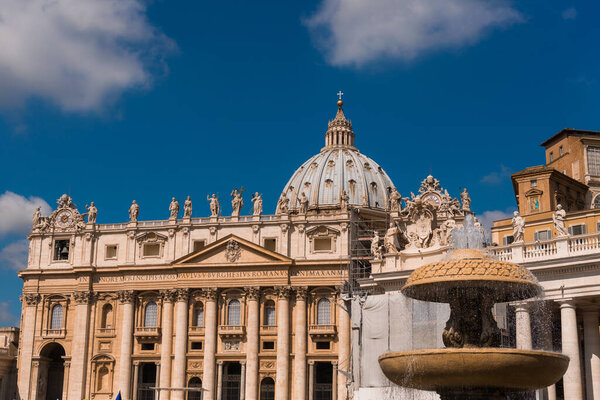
[0,240,28,271]
[477,209,515,239]
[562,8,577,20]
[0,191,51,237]
[481,165,512,184]
[305,0,523,66]
[0,0,175,112]
[0,301,19,326]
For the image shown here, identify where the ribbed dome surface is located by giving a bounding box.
[281,148,394,210]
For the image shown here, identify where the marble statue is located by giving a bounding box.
[231,188,244,217]
[169,197,180,220]
[553,204,568,237]
[371,231,383,260]
[390,188,402,212]
[276,194,290,214]
[461,188,471,212]
[207,194,220,217]
[251,193,262,216]
[86,202,97,224]
[33,207,41,227]
[384,222,401,253]
[512,211,525,242]
[340,190,350,212]
[184,196,192,217]
[129,200,139,222]
[298,192,309,214]
[440,218,456,246]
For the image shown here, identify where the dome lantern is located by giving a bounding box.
[324,93,356,150]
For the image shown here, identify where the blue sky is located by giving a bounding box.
[0,0,598,324]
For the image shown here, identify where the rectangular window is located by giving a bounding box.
[193,240,206,252]
[264,238,277,252]
[143,243,160,257]
[316,341,331,350]
[53,240,70,261]
[549,151,554,162]
[588,147,600,176]
[105,245,118,260]
[191,341,203,350]
[262,341,275,350]
[502,236,515,246]
[314,237,332,251]
[568,224,587,236]
[534,230,552,242]
[530,180,537,187]
[559,145,564,156]
[141,343,155,351]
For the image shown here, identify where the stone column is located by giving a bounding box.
[172,289,189,400]
[308,361,315,400]
[275,286,291,400]
[132,362,140,400]
[337,296,351,400]
[159,290,176,400]
[332,361,338,400]
[245,287,260,400]
[583,308,600,400]
[560,301,584,400]
[203,288,219,400]
[68,291,93,399]
[293,288,308,400]
[515,302,532,350]
[216,361,224,400]
[62,359,71,400]
[18,293,40,400]
[240,361,247,400]
[119,290,136,400]
[541,318,556,400]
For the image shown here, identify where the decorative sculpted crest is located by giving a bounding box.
[226,240,241,263]
[32,194,86,233]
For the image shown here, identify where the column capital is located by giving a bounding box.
[513,301,532,313]
[217,360,224,365]
[295,286,308,300]
[308,360,315,366]
[118,290,136,304]
[558,299,578,309]
[22,293,40,306]
[160,289,177,302]
[72,290,93,304]
[203,287,219,301]
[245,287,260,301]
[175,288,189,302]
[275,286,292,299]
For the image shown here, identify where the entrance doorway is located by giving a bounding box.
[39,342,66,400]
[221,362,241,400]
[188,377,203,400]
[314,362,333,400]
[138,362,157,400]
[259,377,275,400]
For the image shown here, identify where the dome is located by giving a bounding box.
[280,100,395,211]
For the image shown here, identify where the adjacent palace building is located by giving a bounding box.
[16,99,392,400]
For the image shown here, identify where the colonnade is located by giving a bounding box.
[515,300,600,400]
[115,286,351,400]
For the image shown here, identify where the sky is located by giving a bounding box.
[0,0,599,325]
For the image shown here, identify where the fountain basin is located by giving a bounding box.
[379,348,568,392]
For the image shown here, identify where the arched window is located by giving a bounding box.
[260,377,275,400]
[264,300,276,326]
[317,298,331,325]
[188,377,203,400]
[144,301,158,328]
[227,299,241,326]
[101,304,113,329]
[594,195,600,209]
[193,303,204,327]
[50,304,64,330]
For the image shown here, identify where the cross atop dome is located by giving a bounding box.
[324,92,355,150]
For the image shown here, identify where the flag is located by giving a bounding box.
[115,391,122,400]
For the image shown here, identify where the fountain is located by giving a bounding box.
[378,217,569,400]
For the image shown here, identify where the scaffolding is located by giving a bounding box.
[347,209,390,296]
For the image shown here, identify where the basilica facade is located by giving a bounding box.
[17,100,396,400]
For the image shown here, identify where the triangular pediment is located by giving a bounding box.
[173,234,293,266]
[525,188,543,197]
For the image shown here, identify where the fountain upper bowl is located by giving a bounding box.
[378,348,569,392]
[402,249,540,303]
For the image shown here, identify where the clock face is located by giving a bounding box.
[423,194,440,205]
[56,210,74,228]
